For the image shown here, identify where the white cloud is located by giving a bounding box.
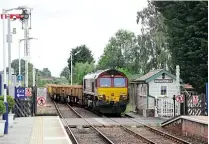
[0,0,147,77]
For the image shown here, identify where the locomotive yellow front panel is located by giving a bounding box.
[97,88,128,102]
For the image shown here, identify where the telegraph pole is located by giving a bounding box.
[71,52,73,85]
[176,65,180,116]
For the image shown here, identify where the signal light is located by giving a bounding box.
[20,10,29,22]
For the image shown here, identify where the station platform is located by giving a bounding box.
[0,116,72,144]
[161,115,208,141]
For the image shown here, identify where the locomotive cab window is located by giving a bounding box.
[99,78,111,87]
[114,78,126,87]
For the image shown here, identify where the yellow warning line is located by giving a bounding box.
[29,117,44,144]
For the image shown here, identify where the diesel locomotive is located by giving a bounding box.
[47,69,129,115]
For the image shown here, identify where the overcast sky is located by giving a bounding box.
[0,0,147,77]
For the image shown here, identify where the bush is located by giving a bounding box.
[0,100,6,115]
[0,95,15,112]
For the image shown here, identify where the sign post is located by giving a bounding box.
[25,88,32,97]
[37,88,47,107]
[37,96,46,106]
[15,87,26,99]
[193,95,199,105]
[175,95,184,103]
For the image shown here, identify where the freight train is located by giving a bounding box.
[47,69,129,115]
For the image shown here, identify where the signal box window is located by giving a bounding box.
[100,78,111,87]
[161,86,167,95]
[114,78,126,87]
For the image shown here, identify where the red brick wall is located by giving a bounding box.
[182,119,208,141]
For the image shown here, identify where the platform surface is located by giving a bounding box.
[29,116,72,144]
[0,116,72,144]
[181,115,208,125]
[0,117,35,144]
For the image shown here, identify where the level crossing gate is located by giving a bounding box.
[182,90,207,116]
[14,86,34,117]
[155,97,180,117]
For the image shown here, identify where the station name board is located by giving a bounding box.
[154,79,173,83]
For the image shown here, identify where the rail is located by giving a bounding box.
[53,101,79,144]
[128,118,192,144]
[67,104,156,143]
[66,104,115,144]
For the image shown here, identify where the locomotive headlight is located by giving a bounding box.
[98,94,106,100]
[120,95,127,100]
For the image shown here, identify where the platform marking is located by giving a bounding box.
[94,118,109,126]
[29,117,43,144]
[57,116,73,144]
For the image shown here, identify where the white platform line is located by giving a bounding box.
[94,118,109,125]
[57,116,72,144]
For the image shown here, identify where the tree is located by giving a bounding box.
[73,62,95,84]
[136,1,172,74]
[42,68,52,77]
[67,45,95,72]
[60,66,70,80]
[97,29,139,73]
[152,1,208,92]
[10,59,34,87]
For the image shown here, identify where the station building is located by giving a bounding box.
[129,69,183,117]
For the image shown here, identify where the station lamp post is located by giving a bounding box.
[70,50,80,85]
[18,37,38,86]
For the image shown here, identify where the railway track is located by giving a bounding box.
[54,101,114,144]
[54,101,192,144]
[117,116,192,144]
[66,103,171,144]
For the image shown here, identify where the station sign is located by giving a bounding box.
[154,79,173,83]
[176,95,184,103]
[15,87,26,99]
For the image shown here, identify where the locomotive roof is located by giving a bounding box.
[83,69,124,79]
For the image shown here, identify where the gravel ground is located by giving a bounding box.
[56,103,79,118]
[97,126,146,144]
[37,95,58,115]
[153,126,207,144]
[129,126,179,144]
[71,128,108,144]
[72,106,100,118]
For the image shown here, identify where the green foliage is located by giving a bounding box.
[152,1,208,92]
[53,77,69,84]
[10,59,34,87]
[0,100,6,115]
[67,45,95,72]
[0,96,15,112]
[60,66,70,80]
[41,68,52,77]
[136,1,172,73]
[73,62,95,84]
[97,29,139,73]
[10,59,53,88]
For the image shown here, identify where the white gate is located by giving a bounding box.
[156,97,180,117]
